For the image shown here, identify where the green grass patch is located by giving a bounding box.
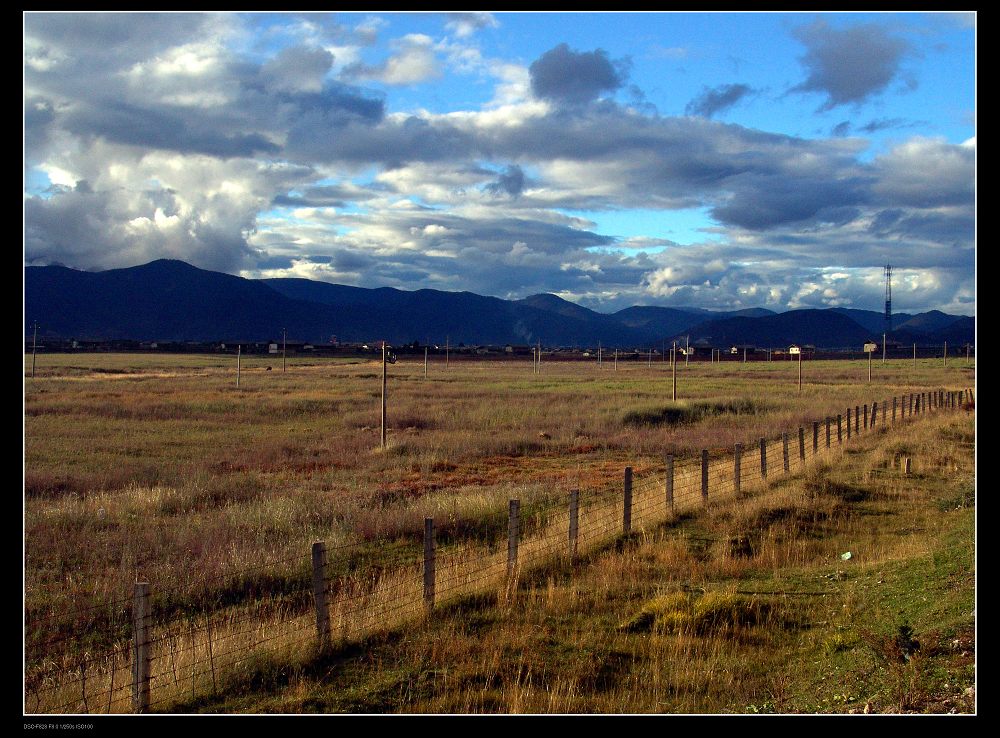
[622,399,768,427]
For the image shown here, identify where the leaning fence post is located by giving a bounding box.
[825,417,831,448]
[812,421,819,452]
[423,518,435,614]
[508,499,520,578]
[623,467,633,535]
[568,490,579,562]
[837,414,843,444]
[665,454,674,513]
[312,542,330,650]
[132,582,150,714]
[760,438,767,479]
[734,443,742,494]
[701,450,709,504]
[798,426,805,462]
[782,432,790,473]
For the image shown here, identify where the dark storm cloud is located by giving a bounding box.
[286,113,471,165]
[792,20,912,110]
[24,185,258,274]
[685,83,753,118]
[25,12,209,64]
[529,44,628,105]
[64,100,281,158]
[710,173,872,230]
[484,165,525,197]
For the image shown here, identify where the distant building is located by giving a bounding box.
[505,344,532,355]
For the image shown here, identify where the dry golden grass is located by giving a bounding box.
[23,353,974,713]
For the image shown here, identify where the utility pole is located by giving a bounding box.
[672,341,677,401]
[282,328,287,373]
[868,348,872,383]
[30,321,38,378]
[446,336,450,369]
[882,333,886,365]
[237,344,241,387]
[913,342,916,369]
[685,336,689,366]
[797,350,802,392]
[614,348,618,371]
[381,341,387,449]
[598,341,602,369]
[943,341,948,367]
[424,345,428,379]
[648,347,652,368]
[537,339,541,372]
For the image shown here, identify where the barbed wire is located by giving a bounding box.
[26,390,967,712]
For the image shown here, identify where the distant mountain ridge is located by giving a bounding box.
[24,260,974,348]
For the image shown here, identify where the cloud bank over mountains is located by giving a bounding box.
[24,12,975,315]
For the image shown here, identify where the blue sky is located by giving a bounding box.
[24,11,975,315]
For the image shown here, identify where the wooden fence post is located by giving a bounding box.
[568,490,579,562]
[812,421,819,453]
[623,467,633,535]
[798,426,805,461]
[701,450,709,503]
[423,518,435,614]
[854,405,860,434]
[508,499,520,578]
[734,443,742,494]
[760,438,767,479]
[825,417,831,448]
[312,542,330,650]
[863,403,868,429]
[132,582,150,714]
[847,408,852,439]
[903,457,912,475]
[782,432,790,473]
[892,396,897,422]
[837,414,843,444]
[872,401,878,429]
[665,455,674,513]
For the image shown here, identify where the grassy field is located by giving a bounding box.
[23,352,975,713]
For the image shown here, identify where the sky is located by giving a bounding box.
[23,11,976,315]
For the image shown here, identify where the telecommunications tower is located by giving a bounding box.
[884,264,892,333]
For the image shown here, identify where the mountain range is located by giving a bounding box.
[24,260,974,349]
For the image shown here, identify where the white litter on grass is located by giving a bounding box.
[840,551,852,560]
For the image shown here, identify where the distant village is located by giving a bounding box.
[26,335,966,361]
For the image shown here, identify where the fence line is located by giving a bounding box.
[25,386,971,714]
